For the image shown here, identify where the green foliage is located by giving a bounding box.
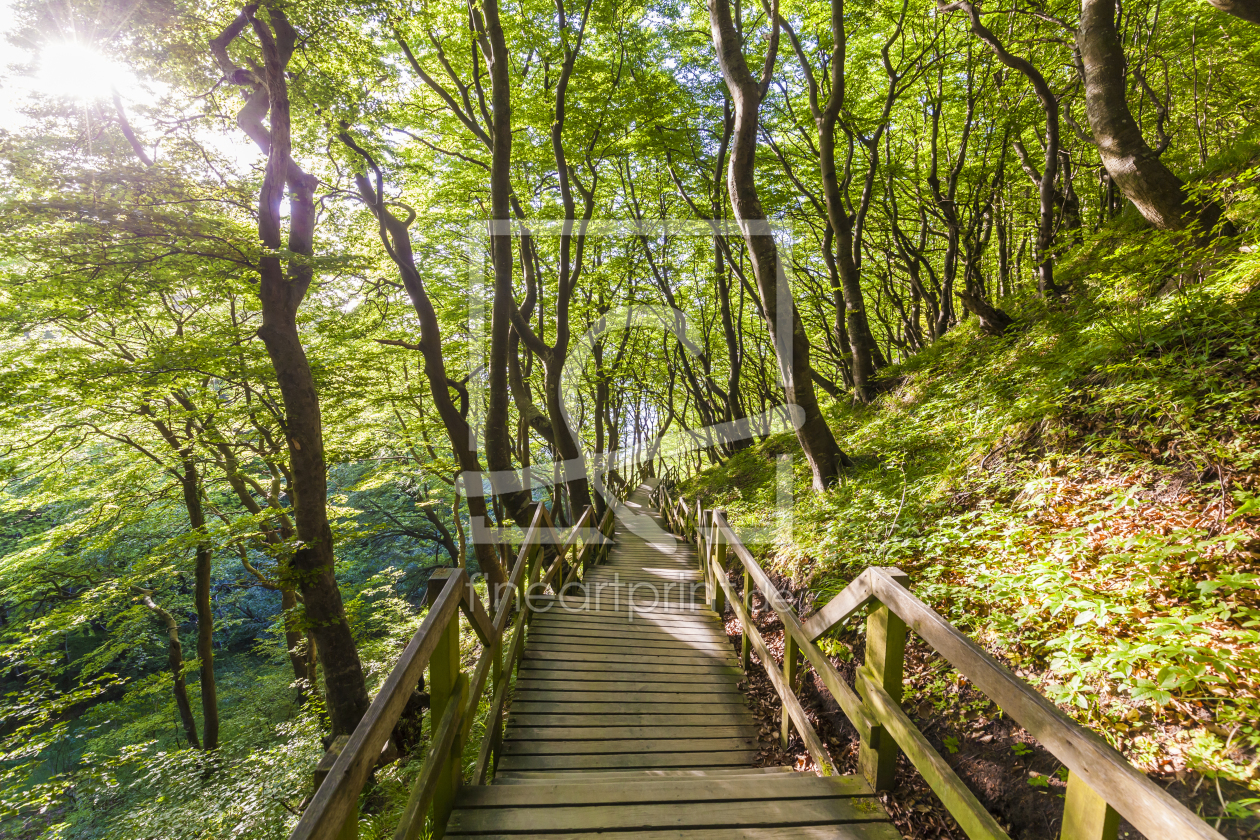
[682,218,1260,821]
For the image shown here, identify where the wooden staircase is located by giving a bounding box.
[445,486,900,838]
[292,476,1225,840]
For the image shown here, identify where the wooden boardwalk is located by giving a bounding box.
[446,486,900,839]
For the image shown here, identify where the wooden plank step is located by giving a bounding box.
[514,675,735,685]
[525,625,730,645]
[522,640,736,658]
[521,637,735,654]
[446,826,901,839]
[501,737,758,756]
[528,604,719,622]
[517,665,738,681]
[516,661,742,678]
[494,750,760,771]
[528,615,728,637]
[504,725,759,741]
[520,649,737,667]
[447,795,890,832]
[512,689,747,704]
[461,773,870,805]
[489,766,795,784]
[529,617,730,637]
[505,713,755,728]
[507,701,751,715]
[516,675,739,691]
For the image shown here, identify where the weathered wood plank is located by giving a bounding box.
[455,773,871,806]
[515,675,739,691]
[506,713,756,728]
[508,701,752,715]
[447,796,890,833]
[512,689,747,704]
[445,826,902,840]
[522,641,736,659]
[521,649,738,666]
[800,570,875,642]
[494,750,761,771]
[503,725,758,741]
[501,737,759,756]
[524,604,719,623]
[516,661,741,678]
[527,620,729,642]
[490,766,795,784]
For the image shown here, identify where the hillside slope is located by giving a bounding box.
[678,207,1260,838]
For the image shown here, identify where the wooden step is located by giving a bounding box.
[489,766,794,784]
[450,773,898,837]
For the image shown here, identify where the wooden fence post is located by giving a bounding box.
[312,735,356,840]
[740,565,752,671]
[857,569,909,791]
[712,515,727,616]
[427,569,465,838]
[1060,771,1120,840]
[780,634,799,749]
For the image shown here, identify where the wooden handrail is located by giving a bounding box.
[289,567,468,840]
[292,477,632,840]
[658,489,1226,840]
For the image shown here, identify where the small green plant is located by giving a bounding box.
[943,735,961,754]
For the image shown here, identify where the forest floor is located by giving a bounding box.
[679,219,1260,839]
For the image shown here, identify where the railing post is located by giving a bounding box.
[856,569,909,791]
[312,735,356,840]
[1060,771,1120,840]
[427,569,466,838]
[740,565,752,671]
[780,634,799,749]
[711,513,727,616]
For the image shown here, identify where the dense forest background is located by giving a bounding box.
[0,0,1258,836]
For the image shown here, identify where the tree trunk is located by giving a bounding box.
[782,2,884,402]
[480,0,534,529]
[708,0,849,489]
[958,289,1015,335]
[143,407,220,748]
[1077,0,1227,232]
[946,0,1061,294]
[184,473,219,750]
[245,8,371,738]
[141,594,200,749]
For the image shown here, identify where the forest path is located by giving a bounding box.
[445,485,900,839]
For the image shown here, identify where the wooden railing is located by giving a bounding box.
[652,485,1226,840]
[290,492,620,840]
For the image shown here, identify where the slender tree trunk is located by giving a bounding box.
[180,468,219,750]
[709,0,849,489]
[340,140,509,588]
[142,407,220,748]
[141,594,200,749]
[945,0,1061,294]
[1078,0,1228,232]
[782,2,883,402]
[480,0,533,529]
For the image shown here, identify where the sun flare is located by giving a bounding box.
[36,41,130,101]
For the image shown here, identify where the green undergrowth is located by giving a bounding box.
[679,205,1260,824]
[1,568,447,840]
